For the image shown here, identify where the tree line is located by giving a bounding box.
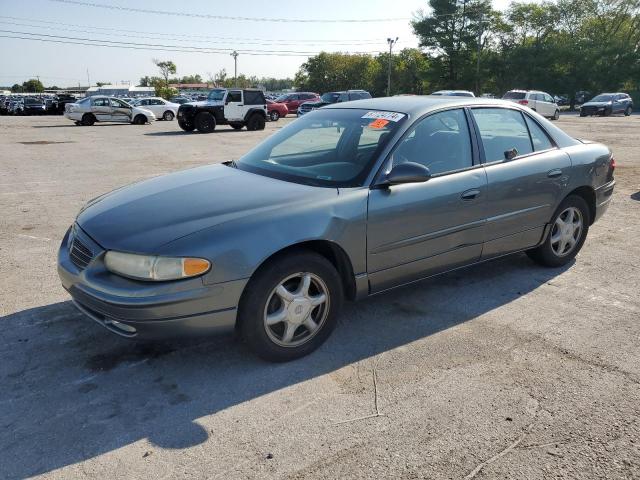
[295,0,640,102]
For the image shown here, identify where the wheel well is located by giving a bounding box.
[567,186,596,224]
[255,241,357,301]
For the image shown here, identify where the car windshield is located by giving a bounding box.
[321,92,341,103]
[590,94,613,102]
[503,91,527,100]
[235,108,406,187]
[274,95,290,102]
[208,89,226,101]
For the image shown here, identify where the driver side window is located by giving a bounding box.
[391,108,473,175]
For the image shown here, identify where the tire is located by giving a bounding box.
[195,112,216,133]
[81,113,95,126]
[246,113,266,131]
[526,195,590,268]
[178,119,195,132]
[238,251,344,362]
[551,109,560,121]
[579,111,587,117]
[625,106,632,116]
[163,110,175,121]
[74,121,82,126]
[229,122,244,130]
[269,110,280,122]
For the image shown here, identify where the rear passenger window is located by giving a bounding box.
[391,108,472,175]
[524,116,554,151]
[244,90,264,105]
[471,108,533,162]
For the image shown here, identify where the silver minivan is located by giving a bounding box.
[503,90,560,120]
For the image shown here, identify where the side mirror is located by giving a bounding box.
[504,148,518,160]
[383,162,431,186]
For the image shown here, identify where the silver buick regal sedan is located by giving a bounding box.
[58,97,615,362]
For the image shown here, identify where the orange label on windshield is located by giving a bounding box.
[369,118,390,129]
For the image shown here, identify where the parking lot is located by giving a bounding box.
[1,114,639,479]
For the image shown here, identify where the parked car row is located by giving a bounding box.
[0,94,79,116]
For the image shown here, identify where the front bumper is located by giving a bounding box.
[57,225,246,339]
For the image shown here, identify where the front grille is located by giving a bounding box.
[70,236,94,270]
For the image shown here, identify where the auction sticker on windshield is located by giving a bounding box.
[362,111,406,122]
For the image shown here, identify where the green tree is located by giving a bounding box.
[153,59,177,88]
[295,52,378,93]
[21,79,44,93]
[11,83,24,93]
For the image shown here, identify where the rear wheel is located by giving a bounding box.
[246,113,266,131]
[81,113,95,126]
[195,112,216,133]
[269,110,280,121]
[527,195,590,267]
[238,251,343,362]
[163,110,175,121]
[625,106,632,116]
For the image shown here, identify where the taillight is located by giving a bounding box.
[607,155,615,181]
[518,99,529,105]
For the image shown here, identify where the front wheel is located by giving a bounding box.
[133,114,147,125]
[526,195,590,267]
[238,251,344,362]
[551,109,560,121]
[269,110,280,121]
[178,119,195,131]
[195,112,216,133]
[625,106,632,116]
[81,113,95,126]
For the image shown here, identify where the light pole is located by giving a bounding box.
[386,37,398,97]
[230,51,239,86]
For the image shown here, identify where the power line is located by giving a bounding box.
[0,31,386,57]
[0,19,399,47]
[48,0,410,23]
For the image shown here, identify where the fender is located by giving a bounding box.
[243,108,267,122]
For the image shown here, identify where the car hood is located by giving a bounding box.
[184,100,224,107]
[77,164,336,253]
[582,101,611,107]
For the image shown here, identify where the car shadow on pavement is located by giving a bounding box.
[631,191,640,201]
[31,124,131,128]
[144,129,246,136]
[0,253,570,478]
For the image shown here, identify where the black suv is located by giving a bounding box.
[297,90,372,116]
[177,88,268,133]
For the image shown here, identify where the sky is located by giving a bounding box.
[0,0,520,88]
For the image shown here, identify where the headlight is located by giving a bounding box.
[104,251,210,281]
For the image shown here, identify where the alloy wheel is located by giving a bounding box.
[551,207,583,257]
[263,272,330,348]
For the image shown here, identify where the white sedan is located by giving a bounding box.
[130,97,180,121]
[64,96,156,125]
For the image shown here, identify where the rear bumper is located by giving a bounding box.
[57,226,246,339]
[594,179,615,223]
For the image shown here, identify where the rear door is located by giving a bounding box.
[367,108,488,292]
[91,97,112,121]
[110,98,133,122]
[224,90,244,121]
[470,107,571,258]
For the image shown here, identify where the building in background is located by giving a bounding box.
[85,84,154,97]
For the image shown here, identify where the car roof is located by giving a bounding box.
[323,95,522,116]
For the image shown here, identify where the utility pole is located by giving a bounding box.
[386,37,398,97]
[230,51,239,86]
[86,68,90,87]
[475,14,484,95]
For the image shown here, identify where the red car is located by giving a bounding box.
[266,100,288,121]
[273,92,320,116]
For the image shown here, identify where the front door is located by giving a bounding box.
[224,90,244,121]
[470,107,571,258]
[367,108,488,293]
[110,98,133,122]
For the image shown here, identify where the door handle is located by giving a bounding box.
[547,169,563,178]
[461,189,481,200]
